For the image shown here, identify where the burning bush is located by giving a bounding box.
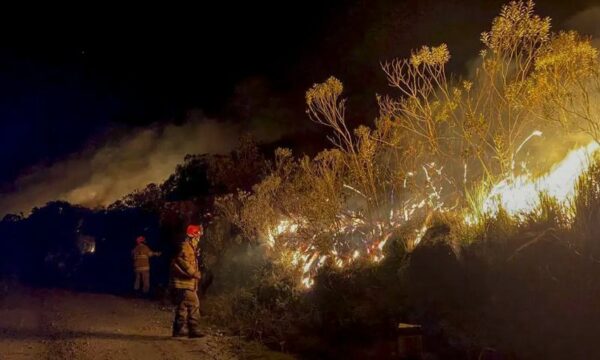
[209,1,600,358]
[216,0,600,290]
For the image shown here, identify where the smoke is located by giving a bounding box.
[458,6,600,177]
[0,112,284,216]
[514,5,600,174]
[565,6,600,42]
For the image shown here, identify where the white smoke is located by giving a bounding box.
[0,113,280,216]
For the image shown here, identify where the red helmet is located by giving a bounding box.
[186,224,203,237]
[136,236,146,244]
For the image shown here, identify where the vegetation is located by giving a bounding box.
[2,1,600,358]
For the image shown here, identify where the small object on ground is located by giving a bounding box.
[397,323,423,359]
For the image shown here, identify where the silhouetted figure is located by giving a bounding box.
[132,236,161,294]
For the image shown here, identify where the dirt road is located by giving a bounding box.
[0,287,294,360]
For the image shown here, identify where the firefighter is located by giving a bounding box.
[170,224,203,338]
[132,236,161,294]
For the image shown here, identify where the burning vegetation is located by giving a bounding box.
[202,2,600,357]
[216,0,600,290]
[4,1,600,358]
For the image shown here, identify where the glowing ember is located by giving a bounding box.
[267,219,299,248]
[303,253,318,273]
[413,224,429,246]
[266,137,600,289]
[302,276,314,288]
[271,138,600,289]
[377,238,388,251]
[318,255,328,266]
[267,161,450,288]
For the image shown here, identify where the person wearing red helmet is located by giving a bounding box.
[131,235,161,294]
[170,224,203,338]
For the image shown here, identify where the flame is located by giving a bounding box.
[267,162,449,288]
[414,224,429,246]
[302,276,314,288]
[474,141,599,221]
[267,219,299,248]
[266,135,600,289]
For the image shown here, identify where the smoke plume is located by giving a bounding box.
[565,6,600,41]
[0,112,283,216]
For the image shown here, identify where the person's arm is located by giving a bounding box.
[139,244,159,257]
[174,245,200,278]
[149,248,162,257]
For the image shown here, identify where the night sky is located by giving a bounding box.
[1,0,598,211]
[0,1,345,190]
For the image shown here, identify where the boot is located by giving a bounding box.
[188,327,204,338]
[172,322,187,338]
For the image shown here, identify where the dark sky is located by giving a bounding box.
[0,1,347,188]
[0,0,597,195]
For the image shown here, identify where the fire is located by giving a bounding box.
[266,161,452,288]
[472,141,599,222]
[267,135,600,289]
[267,219,299,248]
[413,224,429,247]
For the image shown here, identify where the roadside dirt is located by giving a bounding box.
[0,286,295,360]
